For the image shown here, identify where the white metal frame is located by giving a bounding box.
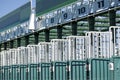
[86,31,113,58]
[109,26,120,56]
[67,36,90,60]
[51,39,69,62]
[38,42,52,63]
[27,45,39,64]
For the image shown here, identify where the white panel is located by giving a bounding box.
[27,45,39,64]
[51,39,69,62]
[0,52,2,66]
[4,50,9,66]
[18,47,28,65]
[9,49,18,65]
[67,36,90,60]
[38,42,52,63]
[1,51,7,66]
[86,31,113,58]
[109,26,120,56]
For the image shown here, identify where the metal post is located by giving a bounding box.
[109,10,116,26]
[25,35,29,47]
[0,44,1,52]
[109,10,116,48]
[17,38,21,47]
[4,42,7,50]
[57,26,62,39]
[45,29,50,42]
[71,21,77,35]
[34,32,39,44]
[10,40,14,49]
[88,16,95,31]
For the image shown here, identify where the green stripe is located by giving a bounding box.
[36,0,77,16]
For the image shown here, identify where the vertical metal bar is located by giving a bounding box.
[88,16,95,31]
[0,44,1,52]
[45,29,50,42]
[109,10,116,26]
[57,26,62,39]
[71,21,77,35]
[4,43,7,50]
[17,38,21,47]
[10,40,14,49]
[25,35,29,47]
[34,32,39,44]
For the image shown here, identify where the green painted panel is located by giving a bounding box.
[89,59,110,80]
[4,66,10,80]
[28,64,38,80]
[70,60,86,80]
[0,67,3,80]
[20,65,28,80]
[11,66,19,80]
[20,2,31,23]
[41,63,52,80]
[113,57,120,80]
[53,62,67,80]
[36,0,77,16]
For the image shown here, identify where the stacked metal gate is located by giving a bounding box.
[1,27,120,80]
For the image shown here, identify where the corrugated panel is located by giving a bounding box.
[28,64,38,80]
[20,65,28,80]
[70,60,86,80]
[11,65,19,80]
[4,66,10,80]
[113,57,120,80]
[53,62,68,80]
[89,59,110,80]
[0,67,3,80]
[40,63,52,80]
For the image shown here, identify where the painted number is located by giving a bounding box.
[63,13,68,19]
[51,18,54,23]
[97,0,104,8]
[78,7,86,14]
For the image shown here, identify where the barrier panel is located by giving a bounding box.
[88,58,110,80]
[51,39,69,62]
[19,65,28,80]
[67,36,90,60]
[53,62,68,80]
[112,57,120,80]
[40,63,52,80]
[38,42,52,63]
[4,66,10,80]
[86,32,113,58]
[28,64,38,80]
[11,65,19,80]
[69,60,86,80]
